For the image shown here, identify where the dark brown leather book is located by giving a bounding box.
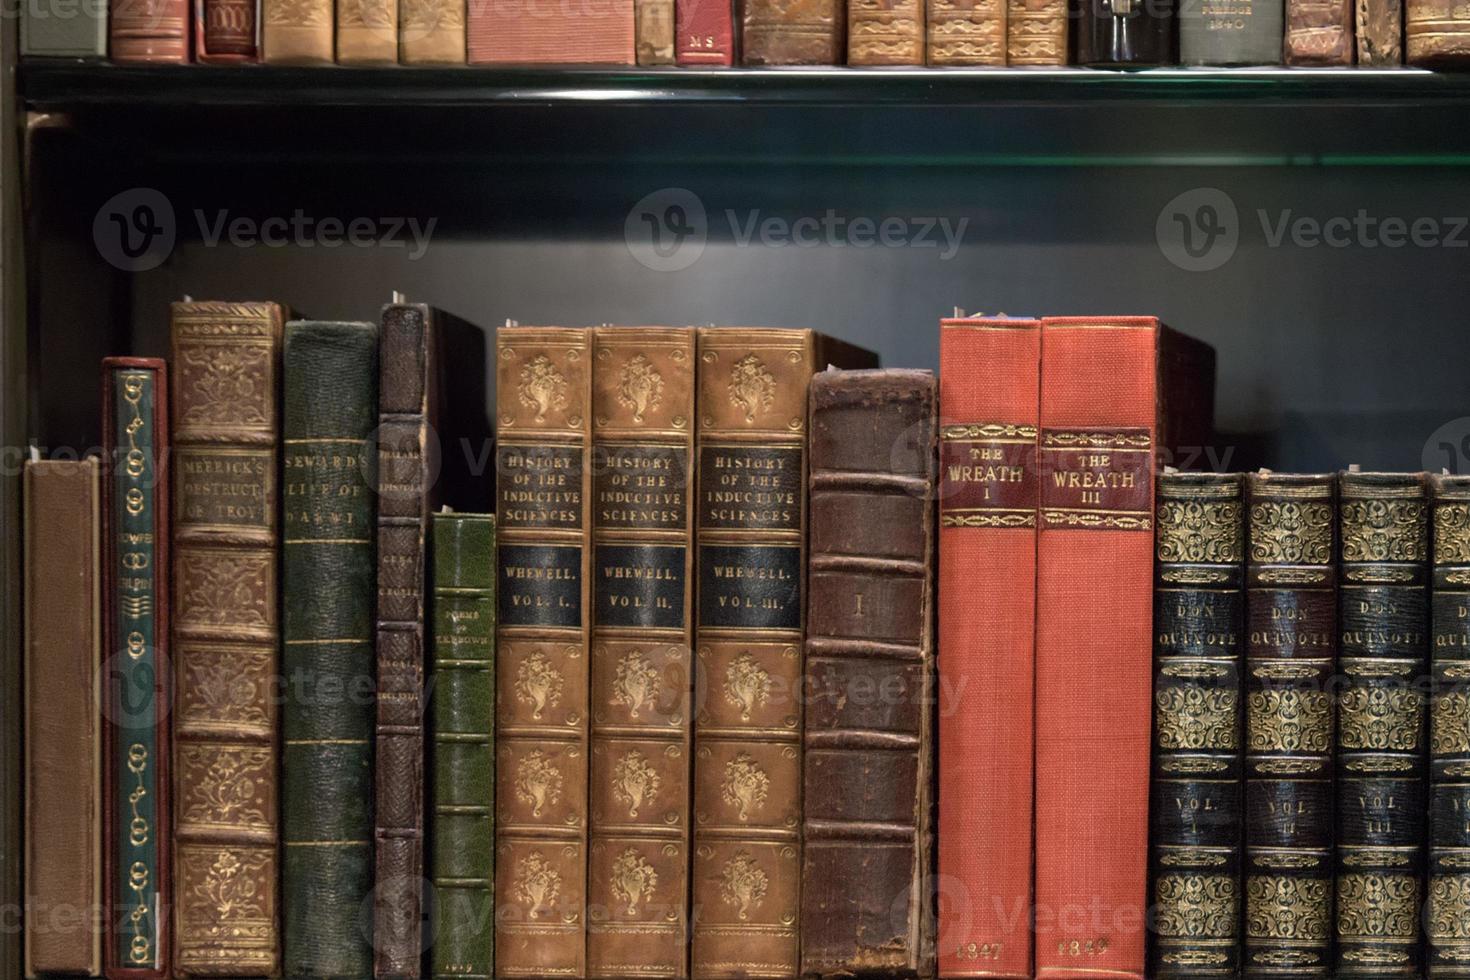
[1356,0,1400,61]
[1006,0,1065,62]
[690,328,877,980]
[495,326,595,978]
[1407,0,1470,62]
[102,359,172,980]
[800,368,937,980]
[195,0,257,60]
[1285,0,1353,62]
[110,0,189,61]
[927,0,1005,64]
[742,0,844,62]
[171,300,284,978]
[848,0,924,63]
[374,303,442,980]
[24,457,103,979]
[587,327,696,979]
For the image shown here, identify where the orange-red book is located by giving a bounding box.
[936,316,1040,979]
[1033,316,1213,980]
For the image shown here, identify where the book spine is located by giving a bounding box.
[675,0,735,64]
[742,0,843,63]
[400,0,467,63]
[24,458,103,978]
[1005,0,1065,63]
[1431,475,1470,976]
[338,0,399,62]
[1180,0,1284,63]
[586,328,696,979]
[195,0,257,60]
[1356,0,1400,61]
[429,512,497,980]
[800,369,937,979]
[1335,472,1428,978]
[690,328,815,980]
[848,0,924,63]
[1074,0,1177,63]
[934,317,1039,980]
[374,303,438,980]
[926,0,1005,64]
[281,321,378,979]
[494,326,594,979]
[637,0,676,63]
[1284,0,1352,62]
[110,0,188,60]
[1034,316,1161,980]
[102,360,171,980]
[1243,472,1336,980]
[1149,472,1245,979]
[467,0,635,63]
[261,0,333,63]
[21,0,106,57]
[1407,0,1470,63]
[170,299,283,977]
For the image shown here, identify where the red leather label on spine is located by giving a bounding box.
[1039,428,1153,531]
[676,0,734,63]
[939,422,1038,528]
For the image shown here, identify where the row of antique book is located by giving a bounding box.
[23,0,1470,67]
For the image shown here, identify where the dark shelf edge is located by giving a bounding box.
[19,59,1470,109]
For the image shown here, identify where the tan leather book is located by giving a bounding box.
[848,0,924,64]
[495,326,595,979]
[1285,0,1353,62]
[690,328,877,980]
[1006,0,1064,63]
[927,0,1005,64]
[742,0,844,62]
[171,300,284,978]
[338,0,399,62]
[636,0,676,62]
[586,327,696,979]
[24,458,103,979]
[1356,0,1401,62]
[1407,0,1470,62]
[401,0,466,63]
[262,0,334,62]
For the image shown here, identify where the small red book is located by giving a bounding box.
[936,316,1040,980]
[676,0,734,62]
[1033,316,1213,980]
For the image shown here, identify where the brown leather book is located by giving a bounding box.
[171,300,284,978]
[586,327,696,979]
[1356,0,1401,61]
[495,326,595,978]
[637,0,676,61]
[338,0,398,61]
[401,0,466,62]
[690,328,877,980]
[1407,0,1470,62]
[800,369,937,980]
[467,0,635,63]
[262,0,333,63]
[848,0,924,63]
[195,0,258,60]
[742,0,844,62]
[1006,0,1064,62]
[926,0,1004,64]
[110,0,189,61]
[1285,0,1353,62]
[24,458,103,979]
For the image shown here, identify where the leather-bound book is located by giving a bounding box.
[171,300,284,977]
[1033,316,1214,980]
[1430,475,1470,976]
[849,0,924,63]
[1336,471,1428,978]
[690,328,877,980]
[1242,471,1335,980]
[676,0,735,63]
[1407,0,1470,62]
[495,326,594,978]
[338,0,398,62]
[110,0,188,60]
[637,0,676,61]
[24,458,103,979]
[281,321,378,980]
[1284,0,1352,62]
[195,0,257,60]
[467,0,635,62]
[102,359,172,980]
[1073,0,1177,64]
[1149,472,1245,979]
[586,327,696,979]
[742,0,844,62]
[375,302,445,980]
[800,368,937,980]
[262,0,333,62]
[22,0,105,56]
[1355,0,1399,61]
[429,512,497,980]
[1006,0,1064,62]
[1180,0,1283,62]
[934,316,1039,980]
[401,0,467,63]
[927,0,1003,62]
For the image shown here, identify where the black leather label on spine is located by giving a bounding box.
[1155,588,1243,657]
[1247,589,1336,657]
[497,444,586,530]
[1339,775,1425,847]
[1434,592,1470,654]
[1341,585,1429,655]
[1151,779,1242,847]
[595,543,687,629]
[698,446,802,532]
[593,444,690,531]
[1432,783,1470,848]
[1247,779,1332,849]
[498,543,583,627]
[698,544,801,630]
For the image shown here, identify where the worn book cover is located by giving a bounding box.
[401,0,467,63]
[1407,0,1470,62]
[262,0,333,63]
[195,0,257,60]
[849,0,924,63]
[1285,0,1353,63]
[742,0,844,62]
[928,0,1005,65]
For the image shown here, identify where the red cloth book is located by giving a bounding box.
[1033,316,1213,980]
[936,316,1040,980]
[467,0,635,63]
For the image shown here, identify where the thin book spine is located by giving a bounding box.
[675,0,736,64]
[194,0,258,61]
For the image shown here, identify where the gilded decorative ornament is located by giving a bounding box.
[727,354,776,423]
[1248,688,1331,753]
[518,354,569,423]
[184,746,270,827]
[1156,499,1243,564]
[516,851,562,919]
[617,354,665,423]
[611,749,661,819]
[179,346,270,427]
[192,848,268,923]
[1341,499,1427,562]
[1429,875,1470,941]
[1336,874,1419,940]
[725,653,773,722]
[612,651,660,719]
[610,848,659,915]
[721,752,770,822]
[1433,691,1470,756]
[178,553,270,629]
[719,851,769,921]
[1245,875,1330,940]
[1154,875,1237,939]
[516,652,564,721]
[1155,686,1238,750]
[1249,501,1333,565]
[515,750,564,818]
[1339,686,1423,751]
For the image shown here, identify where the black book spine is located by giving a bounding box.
[1150,473,1246,978]
[1336,472,1429,978]
[1243,473,1336,979]
[1429,474,1470,976]
[1073,0,1178,64]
